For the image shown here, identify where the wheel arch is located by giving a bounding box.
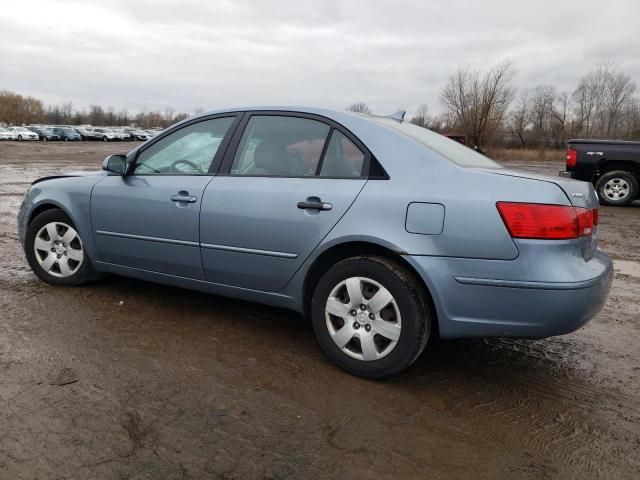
[595,160,640,182]
[28,201,70,226]
[301,240,440,335]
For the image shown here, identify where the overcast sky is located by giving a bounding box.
[1,0,639,116]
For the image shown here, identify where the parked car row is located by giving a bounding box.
[0,125,163,142]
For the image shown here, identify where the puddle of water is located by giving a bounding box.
[614,260,640,279]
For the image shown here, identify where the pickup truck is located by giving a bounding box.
[561,139,640,206]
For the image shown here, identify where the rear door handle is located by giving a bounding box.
[171,191,197,203]
[297,200,332,211]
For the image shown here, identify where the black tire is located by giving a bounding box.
[311,256,431,379]
[103,136,108,142]
[64,137,68,142]
[25,209,98,286]
[596,170,638,206]
[18,135,23,141]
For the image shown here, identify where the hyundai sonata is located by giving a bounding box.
[18,107,613,378]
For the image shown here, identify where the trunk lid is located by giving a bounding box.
[475,168,599,208]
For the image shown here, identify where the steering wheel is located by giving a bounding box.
[170,159,201,173]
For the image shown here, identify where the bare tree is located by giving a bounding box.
[507,90,531,147]
[88,104,105,125]
[441,61,515,146]
[620,98,640,139]
[346,102,371,114]
[602,71,637,136]
[529,85,556,146]
[572,62,609,137]
[61,101,73,123]
[409,104,431,128]
[550,91,572,148]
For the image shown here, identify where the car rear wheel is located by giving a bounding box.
[25,209,97,286]
[311,256,431,379]
[17,135,22,141]
[596,171,638,206]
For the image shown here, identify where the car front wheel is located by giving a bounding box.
[25,209,97,286]
[311,256,431,379]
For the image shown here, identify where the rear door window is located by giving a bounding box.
[230,116,330,177]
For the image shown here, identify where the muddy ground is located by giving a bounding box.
[0,142,638,479]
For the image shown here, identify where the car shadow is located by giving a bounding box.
[83,274,599,399]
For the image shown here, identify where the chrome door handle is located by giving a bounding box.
[171,192,197,203]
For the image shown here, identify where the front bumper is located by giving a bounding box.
[405,247,613,339]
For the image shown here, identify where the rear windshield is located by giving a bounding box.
[370,117,500,168]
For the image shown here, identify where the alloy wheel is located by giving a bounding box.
[603,178,630,201]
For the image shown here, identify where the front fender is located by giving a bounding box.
[19,175,104,262]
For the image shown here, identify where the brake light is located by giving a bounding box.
[496,203,597,240]
[575,208,594,236]
[566,148,577,168]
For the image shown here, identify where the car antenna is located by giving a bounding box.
[384,110,406,123]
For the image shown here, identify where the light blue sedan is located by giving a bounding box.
[17,107,613,378]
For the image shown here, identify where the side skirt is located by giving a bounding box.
[94,261,302,312]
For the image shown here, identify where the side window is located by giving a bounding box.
[319,131,365,178]
[134,117,235,175]
[230,116,330,177]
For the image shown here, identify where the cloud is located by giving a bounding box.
[1,0,638,116]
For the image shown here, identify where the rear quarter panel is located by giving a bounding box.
[320,161,570,260]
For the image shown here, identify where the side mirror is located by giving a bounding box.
[102,154,127,175]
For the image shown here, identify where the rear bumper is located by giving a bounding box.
[405,248,613,339]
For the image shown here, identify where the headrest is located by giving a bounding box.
[253,141,289,175]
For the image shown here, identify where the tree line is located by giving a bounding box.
[348,61,639,148]
[2,60,638,145]
[0,91,190,129]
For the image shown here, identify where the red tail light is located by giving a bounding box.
[566,148,577,168]
[496,202,597,240]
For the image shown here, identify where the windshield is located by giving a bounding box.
[369,117,500,168]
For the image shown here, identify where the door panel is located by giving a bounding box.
[91,175,212,278]
[200,177,366,291]
[90,115,238,279]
